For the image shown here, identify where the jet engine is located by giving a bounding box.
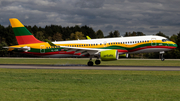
[100,50,119,61]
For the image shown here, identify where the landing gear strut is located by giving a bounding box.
[160,51,165,61]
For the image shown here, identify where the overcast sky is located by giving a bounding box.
[0,0,180,36]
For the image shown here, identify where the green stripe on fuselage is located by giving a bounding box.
[99,43,170,50]
[99,46,127,50]
[99,43,151,50]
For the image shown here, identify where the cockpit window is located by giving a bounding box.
[162,39,170,42]
[166,39,170,41]
[162,39,166,42]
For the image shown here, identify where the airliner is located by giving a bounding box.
[4,18,177,66]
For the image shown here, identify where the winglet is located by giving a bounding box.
[86,36,91,40]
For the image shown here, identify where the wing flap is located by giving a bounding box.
[60,46,109,55]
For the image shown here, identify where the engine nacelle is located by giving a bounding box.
[100,50,119,61]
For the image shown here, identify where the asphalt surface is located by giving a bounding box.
[0,64,180,71]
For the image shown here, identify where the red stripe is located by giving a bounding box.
[129,46,176,52]
[16,35,43,44]
[117,49,128,53]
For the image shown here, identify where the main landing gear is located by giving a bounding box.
[87,56,101,66]
[95,60,101,65]
[160,51,165,61]
[87,61,94,66]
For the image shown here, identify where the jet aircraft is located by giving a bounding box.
[4,18,177,66]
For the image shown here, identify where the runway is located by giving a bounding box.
[0,64,180,71]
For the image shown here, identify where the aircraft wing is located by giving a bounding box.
[60,46,110,56]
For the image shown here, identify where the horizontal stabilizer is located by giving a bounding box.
[3,46,31,52]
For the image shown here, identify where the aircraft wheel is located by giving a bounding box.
[95,60,101,65]
[87,61,94,66]
[161,58,165,61]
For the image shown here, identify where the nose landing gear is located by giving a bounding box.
[160,51,165,61]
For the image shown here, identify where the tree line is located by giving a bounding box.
[0,24,180,58]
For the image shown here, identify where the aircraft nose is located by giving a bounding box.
[172,42,178,48]
[174,43,178,48]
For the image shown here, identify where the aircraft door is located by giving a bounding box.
[40,45,45,53]
[151,38,157,46]
[103,41,107,47]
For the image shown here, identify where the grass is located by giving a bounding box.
[0,69,180,101]
[0,58,180,66]
[0,58,180,100]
